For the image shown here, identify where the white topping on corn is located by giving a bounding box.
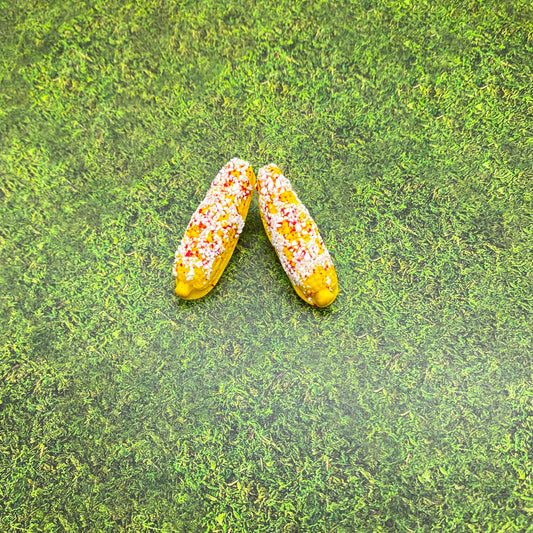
[174,158,253,284]
[256,164,334,294]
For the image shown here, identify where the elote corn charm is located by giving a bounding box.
[256,164,338,307]
[173,158,256,300]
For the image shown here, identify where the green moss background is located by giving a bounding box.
[1,0,532,531]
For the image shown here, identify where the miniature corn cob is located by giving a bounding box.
[173,158,256,300]
[256,164,338,307]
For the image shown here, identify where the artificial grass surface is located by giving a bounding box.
[1,0,532,531]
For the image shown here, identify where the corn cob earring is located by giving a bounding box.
[173,158,256,300]
[256,164,338,307]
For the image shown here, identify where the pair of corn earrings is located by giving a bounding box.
[172,158,339,307]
